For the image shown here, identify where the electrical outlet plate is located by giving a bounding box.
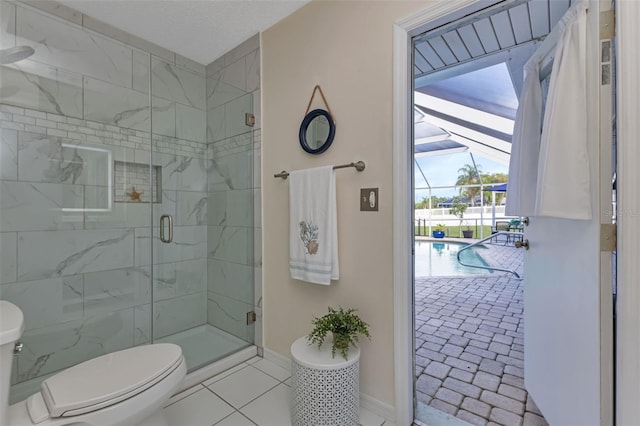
[360,188,378,211]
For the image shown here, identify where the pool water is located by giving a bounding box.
[414,241,493,276]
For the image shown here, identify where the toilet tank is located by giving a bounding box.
[0,301,24,426]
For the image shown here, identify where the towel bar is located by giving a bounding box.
[273,161,365,179]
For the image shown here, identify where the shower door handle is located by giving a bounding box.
[160,214,173,243]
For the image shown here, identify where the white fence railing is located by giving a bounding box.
[415,206,506,222]
[414,206,517,239]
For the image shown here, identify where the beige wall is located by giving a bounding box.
[262,0,426,406]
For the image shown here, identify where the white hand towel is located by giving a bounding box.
[289,166,339,285]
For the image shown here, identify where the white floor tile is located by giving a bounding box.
[240,383,292,426]
[214,411,257,425]
[202,362,249,387]
[359,407,386,426]
[163,357,397,426]
[250,359,291,382]
[206,365,280,408]
[165,383,204,407]
[164,388,235,426]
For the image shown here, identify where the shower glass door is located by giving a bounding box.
[0,2,258,400]
[0,1,153,402]
[149,56,256,371]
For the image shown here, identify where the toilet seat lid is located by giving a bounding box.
[40,343,183,418]
[0,300,24,345]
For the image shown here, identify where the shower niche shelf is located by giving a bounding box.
[114,161,162,203]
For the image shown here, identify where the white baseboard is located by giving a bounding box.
[263,347,291,370]
[263,347,396,423]
[360,392,396,424]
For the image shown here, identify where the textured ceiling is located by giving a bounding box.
[57,0,310,65]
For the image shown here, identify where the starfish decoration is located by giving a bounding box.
[126,186,143,202]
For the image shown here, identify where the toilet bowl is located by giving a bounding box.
[0,300,186,426]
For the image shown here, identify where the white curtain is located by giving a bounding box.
[505,55,543,217]
[506,0,591,220]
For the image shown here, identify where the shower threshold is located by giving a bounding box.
[157,324,252,373]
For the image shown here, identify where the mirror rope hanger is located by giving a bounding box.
[275,84,363,178]
[305,85,334,121]
[273,84,366,179]
[299,84,336,154]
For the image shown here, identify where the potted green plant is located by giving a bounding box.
[462,226,474,239]
[449,198,468,238]
[307,307,371,360]
[432,224,446,238]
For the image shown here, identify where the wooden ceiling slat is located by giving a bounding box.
[413,0,572,77]
[442,31,472,62]
[490,11,516,49]
[414,49,434,74]
[429,36,459,65]
[550,0,571,28]
[509,4,533,44]
[528,0,550,38]
[473,19,501,53]
[415,42,445,69]
[457,25,486,57]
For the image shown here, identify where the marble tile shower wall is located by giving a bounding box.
[0,1,209,385]
[206,35,262,347]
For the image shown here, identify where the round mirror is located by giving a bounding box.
[299,109,335,154]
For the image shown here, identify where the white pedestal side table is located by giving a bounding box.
[290,336,360,426]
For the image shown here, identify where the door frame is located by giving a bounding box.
[392,0,640,424]
[392,2,505,423]
[615,0,640,423]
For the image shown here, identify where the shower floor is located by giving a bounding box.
[9,324,250,404]
[158,324,251,372]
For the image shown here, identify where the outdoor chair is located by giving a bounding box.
[491,220,524,245]
[491,221,511,244]
[507,219,524,243]
[508,218,524,232]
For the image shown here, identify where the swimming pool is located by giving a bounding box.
[414,240,493,277]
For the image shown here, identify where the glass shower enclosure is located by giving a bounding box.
[0,1,256,403]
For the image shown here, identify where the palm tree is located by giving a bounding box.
[482,172,508,205]
[415,196,429,209]
[456,163,482,206]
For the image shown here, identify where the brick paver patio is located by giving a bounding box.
[414,242,548,426]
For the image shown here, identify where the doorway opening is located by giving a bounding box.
[409,2,574,424]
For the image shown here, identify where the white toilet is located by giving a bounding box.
[0,300,186,426]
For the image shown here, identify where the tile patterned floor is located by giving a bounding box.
[162,357,394,426]
[414,242,549,426]
[162,242,537,426]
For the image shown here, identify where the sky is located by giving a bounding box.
[413,60,517,203]
[414,151,508,201]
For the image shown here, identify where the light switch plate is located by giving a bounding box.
[360,188,379,211]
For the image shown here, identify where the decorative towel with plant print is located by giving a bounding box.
[289,166,339,285]
[299,221,319,254]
